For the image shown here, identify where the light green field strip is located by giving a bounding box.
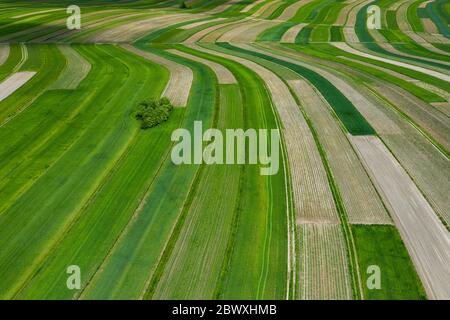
[122,44,193,107]
[183,17,249,43]
[0,71,35,102]
[335,0,365,26]
[0,9,103,42]
[196,43,338,223]
[280,23,307,43]
[240,0,265,13]
[77,46,216,299]
[189,43,290,300]
[217,19,280,42]
[0,44,9,66]
[48,45,91,90]
[350,135,450,300]
[0,44,64,126]
[288,79,392,225]
[332,42,450,82]
[180,17,227,30]
[34,11,153,43]
[0,44,169,299]
[86,13,200,42]
[166,49,237,83]
[251,0,283,19]
[376,42,450,70]
[193,43,358,299]
[278,0,312,21]
[207,0,242,14]
[11,8,64,19]
[298,224,353,300]
[151,85,241,299]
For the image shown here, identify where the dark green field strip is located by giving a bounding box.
[330,26,344,42]
[425,0,449,38]
[291,43,446,103]
[193,43,288,299]
[0,44,168,299]
[217,43,375,135]
[295,26,312,44]
[391,42,450,64]
[0,44,66,124]
[407,0,424,32]
[310,25,329,42]
[352,225,427,300]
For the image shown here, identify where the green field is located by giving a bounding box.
[0,0,448,300]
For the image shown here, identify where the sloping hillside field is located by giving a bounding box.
[0,0,448,300]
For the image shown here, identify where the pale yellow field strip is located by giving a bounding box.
[376,42,450,67]
[396,0,414,31]
[184,18,250,43]
[289,79,392,225]
[0,71,36,102]
[207,0,241,14]
[0,44,9,66]
[280,23,307,43]
[251,0,282,18]
[166,49,237,84]
[278,0,314,21]
[419,0,433,8]
[430,102,450,117]
[421,18,439,34]
[350,135,450,300]
[405,34,450,55]
[332,42,450,82]
[179,17,226,30]
[298,224,353,300]
[88,14,199,42]
[342,27,360,43]
[241,0,265,13]
[49,45,91,90]
[122,45,192,107]
[335,0,365,26]
[218,19,279,42]
[345,0,372,27]
[37,12,150,42]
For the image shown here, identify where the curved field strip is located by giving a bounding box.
[0,71,35,102]
[278,0,313,21]
[298,224,353,300]
[48,45,91,90]
[288,79,392,225]
[122,44,193,107]
[0,44,64,126]
[332,42,450,83]
[240,0,265,13]
[0,44,169,299]
[0,44,9,65]
[350,136,450,300]
[218,19,280,42]
[86,14,200,42]
[184,17,250,43]
[180,17,227,30]
[166,49,237,84]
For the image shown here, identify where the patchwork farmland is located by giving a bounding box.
[0,0,448,300]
